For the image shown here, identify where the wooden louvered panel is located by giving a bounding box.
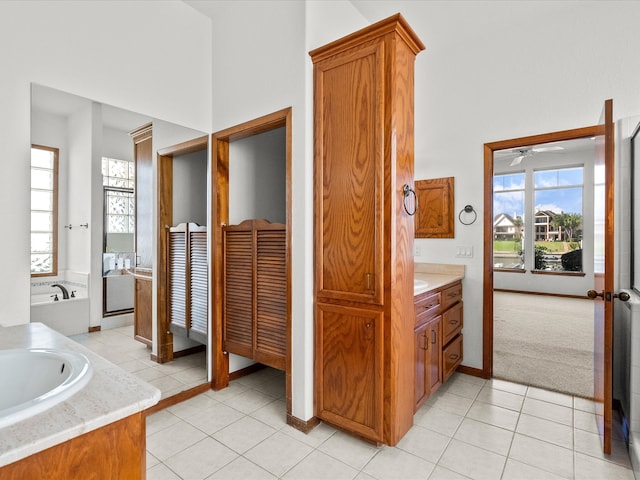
[255,227,286,370]
[168,230,187,331]
[190,231,208,338]
[223,229,254,357]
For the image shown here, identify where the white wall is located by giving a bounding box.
[0,0,211,327]
[173,151,208,226]
[228,128,286,225]
[350,0,640,370]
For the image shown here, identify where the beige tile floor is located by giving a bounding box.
[69,324,207,400]
[145,370,635,480]
[71,327,635,479]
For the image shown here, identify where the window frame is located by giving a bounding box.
[31,144,59,277]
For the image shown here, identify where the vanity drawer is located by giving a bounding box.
[442,301,463,345]
[442,333,463,382]
[440,281,462,311]
[414,291,441,326]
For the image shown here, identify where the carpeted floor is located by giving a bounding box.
[493,291,594,398]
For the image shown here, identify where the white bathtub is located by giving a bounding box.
[0,348,93,429]
[30,291,90,336]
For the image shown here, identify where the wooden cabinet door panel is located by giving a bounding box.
[415,177,454,238]
[316,303,384,441]
[134,276,152,346]
[428,317,442,393]
[315,43,384,305]
[414,322,429,410]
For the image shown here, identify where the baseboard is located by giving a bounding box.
[173,344,206,359]
[145,383,211,415]
[457,365,489,379]
[228,363,266,382]
[494,288,587,300]
[287,413,320,434]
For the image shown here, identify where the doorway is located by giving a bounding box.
[156,135,209,393]
[490,136,597,397]
[483,126,605,386]
[210,108,292,421]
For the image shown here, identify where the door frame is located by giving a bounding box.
[156,135,209,364]
[482,124,606,378]
[210,108,292,419]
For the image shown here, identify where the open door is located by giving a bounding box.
[589,99,629,454]
[483,99,628,456]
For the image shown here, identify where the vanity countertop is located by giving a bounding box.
[0,322,160,468]
[414,263,465,296]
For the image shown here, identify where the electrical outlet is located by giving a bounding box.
[415,245,422,256]
[455,246,473,258]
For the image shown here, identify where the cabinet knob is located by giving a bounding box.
[448,353,460,361]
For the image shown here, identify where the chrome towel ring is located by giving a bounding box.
[402,184,417,216]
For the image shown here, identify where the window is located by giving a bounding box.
[102,157,135,236]
[493,165,584,274]
[31,145,58,276]
[493,172,525,269]
[533,167,583,272]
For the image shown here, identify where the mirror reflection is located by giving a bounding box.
[30,83,208,401]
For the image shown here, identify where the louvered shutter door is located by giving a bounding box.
[223,225,254,358]
[189,226,208,344]
[254,226,287,370]
[168,226,188,335]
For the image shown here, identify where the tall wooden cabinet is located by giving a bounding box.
[311,15,424,445]
[130,124,154,348]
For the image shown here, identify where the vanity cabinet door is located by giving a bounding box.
[414,315,442,412]
[427,317,442,395]
[134,275,152,347]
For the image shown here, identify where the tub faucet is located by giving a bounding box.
[52,284,70,300]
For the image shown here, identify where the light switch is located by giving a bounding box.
[455,246,473,258]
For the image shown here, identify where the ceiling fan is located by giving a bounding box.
[496,145,565,166]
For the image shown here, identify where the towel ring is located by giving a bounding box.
[458,205,477,225]
[402,184,417,216]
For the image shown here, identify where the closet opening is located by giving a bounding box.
[156,135,209,390]
[211,108,292,422]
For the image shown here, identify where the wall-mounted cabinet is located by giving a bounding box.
[415,177,454,238]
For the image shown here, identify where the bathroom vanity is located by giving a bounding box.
[0,323,160,479]
[414,263,464,411]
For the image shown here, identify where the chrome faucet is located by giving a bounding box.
[52,284,70,300]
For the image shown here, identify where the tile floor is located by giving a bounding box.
[144,370,635,480]
[69,324,207,400]
[68,326,635,479]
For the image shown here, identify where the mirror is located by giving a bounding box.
[30,83,209,401]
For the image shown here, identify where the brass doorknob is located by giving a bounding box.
[615,291,631,302]
[586,289,631,301]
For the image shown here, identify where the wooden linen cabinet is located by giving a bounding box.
[310,14,424,445]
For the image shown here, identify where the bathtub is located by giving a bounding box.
[30,291,90,337]
[0,348,93,429]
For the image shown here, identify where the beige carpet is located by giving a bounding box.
[493,291,594,398]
